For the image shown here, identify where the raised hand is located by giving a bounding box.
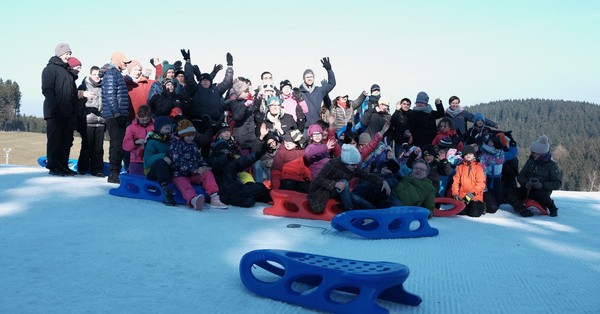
[320,57,332,70]
[213,64,223,73]
[180,49,190,61]
[226,52,233,66]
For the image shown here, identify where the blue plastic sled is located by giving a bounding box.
[37,156,123,176]
[109,173,207,205]
[239,249,422,314]
[331,206,439,239]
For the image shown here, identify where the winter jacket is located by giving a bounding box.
[304,142,330,179]
[299,69,336,126]
[148,88,182,118]
[391,176,437,215]
[229,98,257,149]
[209,149,262,204]
[389,108,412,146]
[183,62,233,123]
[281,93,308,121]
[169,136,208,177]
[432,129,464,150]
[360,107,391,139]
[464,126,491,146]
[408,103,445,148]
[501,145,519,189]
[101,64,131,119]
[143,131,171,174]
[78,77,105,126]
[445,107,497,136]
[330,92,366,132]
[271,147,311,189]
[308,158,383,213]
[125,75,156,119]
[123,119,154,163]
[517,153,562,191]
[262,112,298,141]
[42,56,77,119]
[451,160,486,202]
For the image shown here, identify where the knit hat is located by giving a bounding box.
[231,78,250,98]
[111,51,131,65]
[177,119,196,138]
[415,91,429,105]
[340,144,361,165]
[162,78,174,89]
[303,69,314,78]
[127,60,142,73]
[67,57,81,68]
[267,96,282,106]
[307,124,324,137]
[55,43,71,57]
[216,122,230,134]
[154,116,172,133]
[472,112,485,123]
[530,135,550,155]
[161,60,174,77]
[422,144,437,156]
[212,139,230,152]
[370,84,381,92]
[358,132,371,145]
[280,79,292,90]
[438,136,455,149]
[462,145,477,156]
[174,69,185,77]
[199,73,212,83]
[383,159,400,175]
[378,99,390,106]
[284,129,304,143]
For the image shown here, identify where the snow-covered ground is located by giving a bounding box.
[1,165,599,313]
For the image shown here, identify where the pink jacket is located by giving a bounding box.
[123,119,155,163]
[281,94,308,121]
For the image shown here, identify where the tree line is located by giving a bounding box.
[0,78,46,132]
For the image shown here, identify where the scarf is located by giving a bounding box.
[445,106,464,117]
[301,83,315,94]
[413,104,433,114]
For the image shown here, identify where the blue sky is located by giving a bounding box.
[1,0,599,117]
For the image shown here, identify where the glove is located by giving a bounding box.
[149,58,155,67]
[463,192,475,203]
[173,60,182,71]
[320,57,332,70]
[533,182,543,189]
[226,52,233,66]
[193,65,202,81]
[213,64,223,73]
[180,49,190,61]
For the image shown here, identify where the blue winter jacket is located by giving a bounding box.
[101,64,131,119]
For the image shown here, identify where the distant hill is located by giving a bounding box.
[467,99,600,191]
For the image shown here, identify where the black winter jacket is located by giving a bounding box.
[42,56,77,119]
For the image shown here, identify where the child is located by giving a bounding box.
[308,144,390,213]
[304,121,339,179]
[479,133,506,213]
[144,116,176,206]
[464,113,492,146]
[213,121,241,158]
[451,145,487,217]
[123,105,154,175]
[270,129,311,192]
[506,135,562,217]
[169,119,228,210]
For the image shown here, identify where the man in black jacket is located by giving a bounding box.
[41,43,78,176]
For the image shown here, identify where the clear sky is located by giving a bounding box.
[1,0,599,117]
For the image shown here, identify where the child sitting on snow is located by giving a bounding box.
[123,105,154,175]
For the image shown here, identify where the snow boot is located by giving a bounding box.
[107,171,120,184]
[548,206,558,217]
[519,208,533,217]
[191,194,205,210]
[161,184,176,206]
[209,193,228,209]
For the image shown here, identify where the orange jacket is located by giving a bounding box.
[451,160,486,202]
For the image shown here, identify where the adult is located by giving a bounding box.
[125,60,157,120]
[445,95,497,136]
[329,92,367,133]
[407,91,445,148]
[41,43,77,176]
[299,57,336,127]
[228,77,256,153]
[101,51,132,183]
[76,66,105,177]
[390,158,437,217]
[389,98,412,158]
[261,96,298,141]
[360,98,391,139]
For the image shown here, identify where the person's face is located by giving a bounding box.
[165,82,174,93]
[219,129,231,140]
[311,132,322,143]
[159,124,172,135]
[450,99,460,110]
[475,120,484,127]
[378,103,389,113]
[268,104,281,115]
[183,134,195,144]
[239,88,250,100]
[267,139,277,149]
[371,90,381,97]
[438,122,450,132]
[137,116,151,126]
[89,69,100,83]
[200,79,211,88]
[304,74,314,86]
[423,152,434,163]
[398,100,411,111]
[165,69,175,79]
[130,65,142,79]
[59,52,71,63]
[531,152,541,160]
[119,60,130,71]
[71,65,82,75]
[350,139,357,147]
[463,152,475,162]
[338,96,348,103]
[176,73,185,84]
[261,74,272,83]
[344,163,358,171]
[411,163,428,179]
[281,85,292,95]
[284,141,296,150]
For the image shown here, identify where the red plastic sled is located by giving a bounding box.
[433,197,466,217]
[524,199,548,215]
[263,189,342,221]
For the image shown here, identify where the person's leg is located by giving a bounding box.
[334,179,354,211]
[90,125,106,175]
[45,118,62,172]
[172,176,197,207]
[252,160,265,183]
[105,118,125,181]
[529,189,559,217]
[466,201,485,217]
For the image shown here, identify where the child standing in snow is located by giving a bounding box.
[169,119,228,210]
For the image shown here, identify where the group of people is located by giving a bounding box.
[41,43,563,217]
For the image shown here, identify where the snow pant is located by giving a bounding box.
[106,117,126,174]
[352,180,403,209]
[173,171,219,207]
[505,186,558,212]
[280,179,310,194]
[146,159,172,185]
[222,182,271,208]
[331,179,376,211]
[252,160,270,182]
[128,162,144,175]
[78,124,105,174]
[46,116,74,171]
[459,200,485,217]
